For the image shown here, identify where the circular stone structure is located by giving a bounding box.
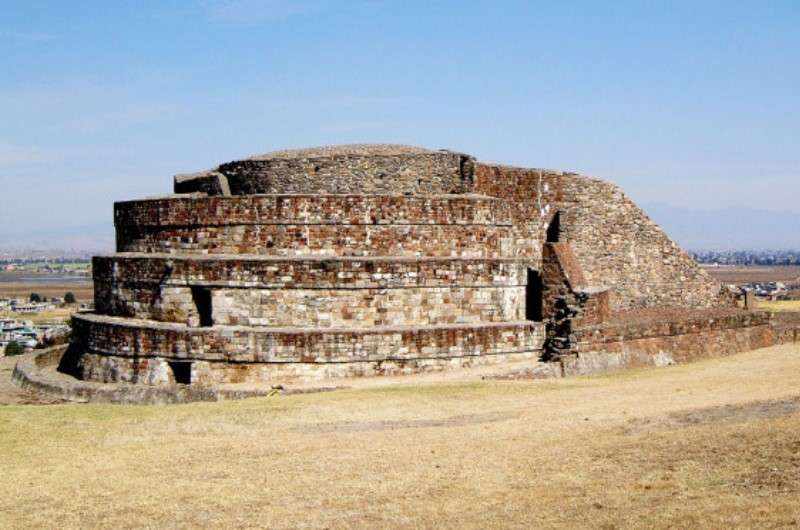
[62,144,731,387]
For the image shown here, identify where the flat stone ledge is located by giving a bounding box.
[93,254,529,290]
[574,308,772,344]
[100,252,530,263]
[76,312,540,335]
[72,313,545,363]
[115,193,511,228]
[12,347,278,404]
[13,347,546,404]
[484,350,675,380]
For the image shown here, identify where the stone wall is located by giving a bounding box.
[558,174,727,310]
[94,255,526,290]
[774,313,800,344]
[114,194,532,258]
[472,162,728,311]
[214,287,524,327]
[538,242,611,358]
[175,145,475,196]
[77,350,541,385]
[73,314,543,364]
[93,255,527,327]
[117,223,523,258]
[71,313,544,384]
[116,194,510,227]
[573,309,773,363]
[13,347,277,404]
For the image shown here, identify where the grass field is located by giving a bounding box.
[758,300,800,313]
[0,307,76,323]
[703,265,800,285]
[0,279,93,302]
[2,345,800,528]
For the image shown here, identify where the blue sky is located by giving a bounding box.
[1,1,798,248]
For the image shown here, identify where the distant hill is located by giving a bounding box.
[0,223,114,253]
[641,203,800,251]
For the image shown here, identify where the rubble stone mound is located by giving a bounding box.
[61,144,768,389]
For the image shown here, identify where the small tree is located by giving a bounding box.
[29,292,42,303]
[4,341,24,356]
[64,292,76,304]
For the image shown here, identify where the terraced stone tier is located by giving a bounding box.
[77,350,542,385]
[569,308,776,366]
[94,254,527,289]
[103,285,526,327]
[115,194,511,227]
[72,312,544,368]
[574,308,771,344]
[114,194,530,257]
[116,223,525,257]
[173,145,475,196]
[94,255,530,327]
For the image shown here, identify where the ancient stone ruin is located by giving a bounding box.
[58,144,783,389]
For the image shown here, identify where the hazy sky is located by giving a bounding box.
[1,0,798,241]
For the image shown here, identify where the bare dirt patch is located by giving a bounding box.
[294,410,517,433]
[0,280,93,302]
[624,396,800,433]
[703,265,800,285]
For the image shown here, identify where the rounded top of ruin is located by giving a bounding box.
[244,144,456,161]
[174,144,477,196]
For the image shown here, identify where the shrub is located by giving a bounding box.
[64,292,76,304]
[4,341,25,356]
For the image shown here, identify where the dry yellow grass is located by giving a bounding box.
[2,345,800,528]
[0,281,93,302]
[758,300,800,313]
[0,307,76,323]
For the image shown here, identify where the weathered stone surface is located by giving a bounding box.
[71,313,545,384]
[572,308,775,364]
[473,163,729,310]
[175,145,475,196]
[13,347,275,404]
[117,223,526,258]
[93,255,528,326]
[72,313,545,363]
[116,194,509,227]
[58,143,784,397]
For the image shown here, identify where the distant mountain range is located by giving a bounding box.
[641,203,800,251]
[0,204,797,255]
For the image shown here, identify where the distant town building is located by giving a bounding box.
[740,282,789,301]
[9,301,56,314]
[692,250,800,266]
[0,316,69,355]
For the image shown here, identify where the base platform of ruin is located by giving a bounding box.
[15,308,799,404]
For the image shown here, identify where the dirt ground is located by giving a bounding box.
[2,344,800,528]
[703,265,800,285]
[0,280,93,302]
[759,300,800,313]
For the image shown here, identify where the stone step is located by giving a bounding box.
[72,313,545,364]
[115,223,532,258]
[94,253,529,289]
[115,194,512,228]
[94,254,530,327]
